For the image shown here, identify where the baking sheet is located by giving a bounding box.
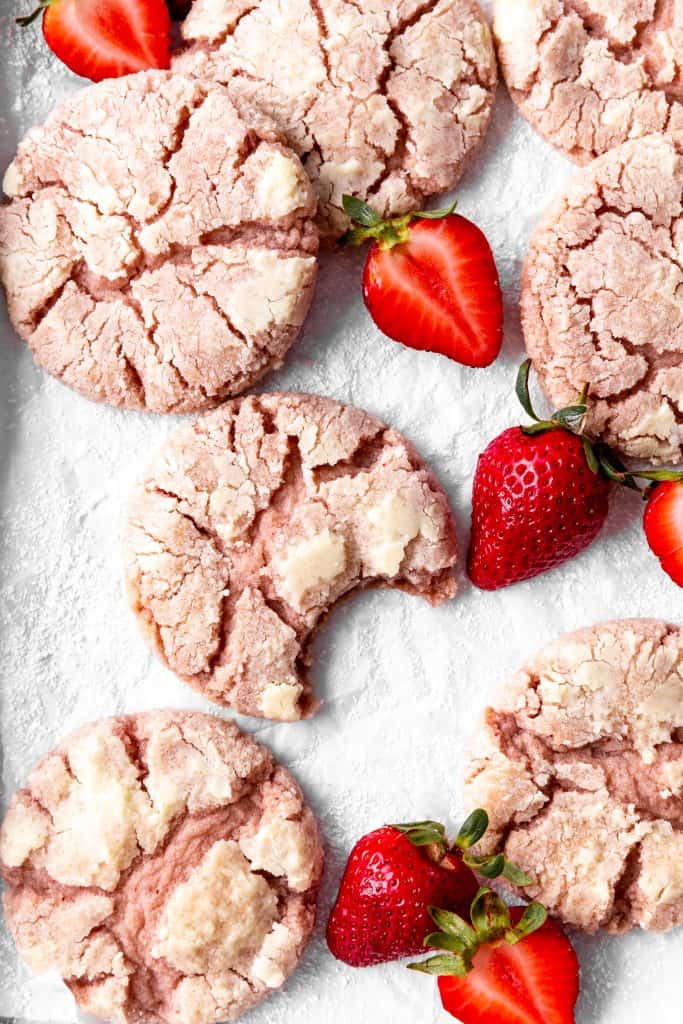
[1,2,682,1022]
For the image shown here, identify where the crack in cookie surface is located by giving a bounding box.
[522,132,683,464]
[464,619,683,934]
[0,71,319,413]
[0,711,323,1024]
[124,393,458,720]
[173,0,497,237]
[494,0,683,164]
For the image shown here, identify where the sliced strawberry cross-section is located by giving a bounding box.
[18,0,171,82]
[644,480,683,587]
[342,195,504,369]
[410,888,579,1024]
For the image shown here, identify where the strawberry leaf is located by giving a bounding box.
[521,421,556,436]
[630,469,683,483]
[411,890,552,980]
[341,195,459,250]
[502,860,533,886]
[515,359,547,422]
[342,194,382,228]
[552,404,588,432]
[392,820,447,852]
[455,808,489,850]
[424,931,470,955]
[595,446,640,491]
[582,437,600,475]
[428,907,476,943]
[343,225,375,247]
[463,852,505,878]
[470,887,511,939]
[408,954,469,976]
[506,902,548,945]
[413,200,458,221]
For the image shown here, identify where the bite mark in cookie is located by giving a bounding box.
[173,0,498,237]
[464,619,683,933]
[124,393,458,720]
[494,0,683,164]
[0,711,323,1024]
[0,71,318,413]
[522,132,683,464]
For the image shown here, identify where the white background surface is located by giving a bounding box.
[1,3,682,1022]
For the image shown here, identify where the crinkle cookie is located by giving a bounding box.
[173,0,497,237]
[522,132,683,464]
[125,393,458,721]
[494,0,683,164]
[464,619,683,934]
[0,71,318,413]
[0,710,323,1024]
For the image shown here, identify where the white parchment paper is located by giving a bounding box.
[1,3,682,1022]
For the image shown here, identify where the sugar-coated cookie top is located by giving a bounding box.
[175,0,498,236]
[125,393,459,720]
[0,710,323,1024]
[0,70,318,413]
[465,619,683,934]
[495,0,683,163]
[522,132,683,464]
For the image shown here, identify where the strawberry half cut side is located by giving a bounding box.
[18,0,171,82]
[410,888,579,1024]
[644,480,683,586]
[342,195,504,369]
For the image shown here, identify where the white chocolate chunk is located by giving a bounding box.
[277,529,347,608]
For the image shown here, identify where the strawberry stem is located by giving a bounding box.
[515,360,683,495]
[341,194,458,250]
[16,0,56,27]
[517,359,589,437]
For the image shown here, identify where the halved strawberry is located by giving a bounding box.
[18,0,171,83]
[644,480,683,587]
[411,889,579,1024]
[342,196,504,368]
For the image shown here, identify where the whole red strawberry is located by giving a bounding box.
[468,363,613,590]
[644,480,683,586]
[342,195,503,368]
[327,811,529,967]
[411,889,579,1024]
[17,0,171,82]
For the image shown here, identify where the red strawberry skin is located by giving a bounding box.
[362,215,504,369]
[438,909,579,1024]
[42,0,171,82]
[468,426,611,590]
[326,826,479,967]
[644,481,683,586]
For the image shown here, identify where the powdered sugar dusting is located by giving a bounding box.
[1,3,682,1022]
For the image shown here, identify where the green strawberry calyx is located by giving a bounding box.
[408,887,548,977]
[516,359,683,494]
[391,808,531,886]
[340,193,458,250]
